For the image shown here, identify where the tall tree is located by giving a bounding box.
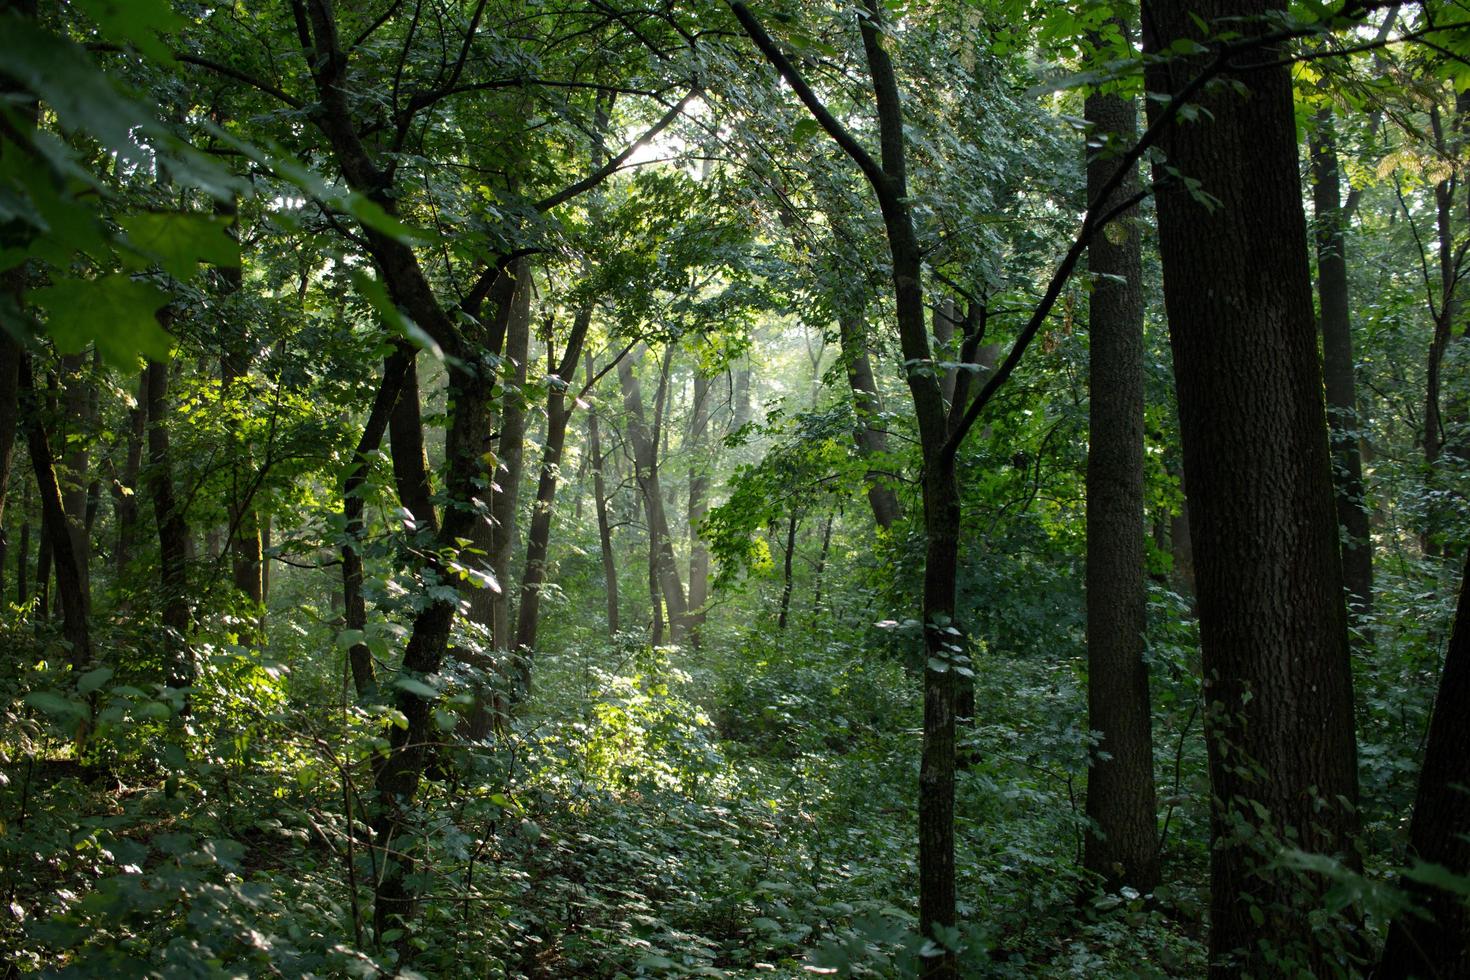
[1144,0,1361,972]
[1081,63,1158,893]
[586,352,620,637]
[512,297,597,682]
[1378,549,1470,978]
[619,346,690,642]
[146,351,192,693]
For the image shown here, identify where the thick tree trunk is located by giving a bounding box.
[1378,551,1470,979]
[146,354,193,692]
[1311,113,1373,623]
[19,358,91,669]
[512,299,594,687]
[1081,79,1159,894]
[372,346,496,938]
[1144,2,1362,973]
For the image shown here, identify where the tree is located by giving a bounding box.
[1379,549,1470,978]
[1144,0,1362,971]
[1081,28,1158,893]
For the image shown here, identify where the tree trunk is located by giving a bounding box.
[837,311,903,530]
[485,260,531,659]
[34,512,50,621]
[1378,550,1470,979]
[813,512,834,613]
[371,341,496,939]
[777,509,798,630]
[219,240,265,628]
[1144,1,1362,972]
[388,355,438,537]
[687,371,711,637]
[112,368,149,580]
[586,353,619,637]
[58,352,92,612]
[618,348,689,640]
[934,296,959,406]
[1421,94,1470,554]
[146,353,192,692]
[0,333,18,602]
[512,299,594,688]
[19,357,91,669]
[340,348,413,697]
[1311,112,1373,623]
[1081,76,1159,894]
[460,266,520,740]
[16,514,28,606]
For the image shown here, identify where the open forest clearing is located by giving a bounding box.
[0,0,1468,976]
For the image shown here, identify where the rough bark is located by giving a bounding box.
[1082,79,1159,894]
[586,353,619,637]
[1311,113,1373,623]
[1144,1,1362,972]
[146,354,193,692]
[1378,550,1470,979]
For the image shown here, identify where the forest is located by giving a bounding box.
[0,0,1468,976]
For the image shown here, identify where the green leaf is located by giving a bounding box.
[76,666,114,696]
[348,268,443,359]
[342,193,429,247]
[71,0,185,63]
[394,676,439,699]
[120,213,239,279]
[31,274,170,368]
[24,689,86,722]
[334,629,366,651]
[1403,859,1470,897]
